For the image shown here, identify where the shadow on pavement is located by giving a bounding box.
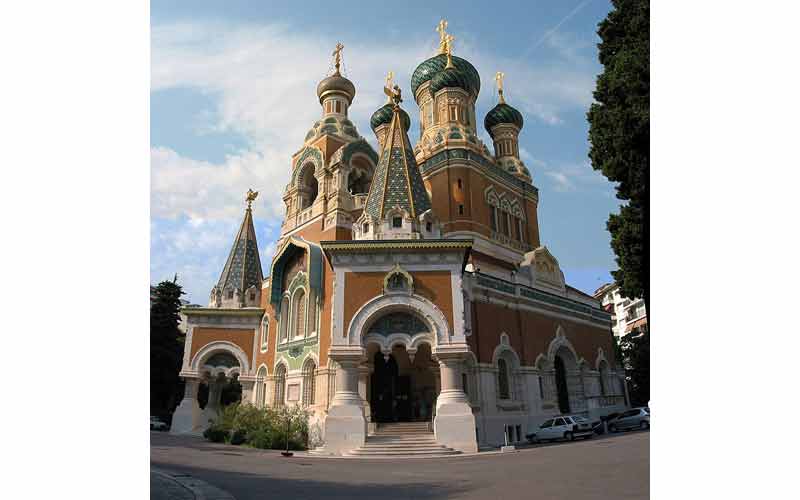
[150,460,472,500]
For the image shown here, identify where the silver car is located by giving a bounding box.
[608,407,650,432]
[526,415,594,443]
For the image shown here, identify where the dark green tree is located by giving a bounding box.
[619,329,649,407]
[587,0,650,310]
[150,276,185,418]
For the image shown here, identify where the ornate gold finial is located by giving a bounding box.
[246,189,259,209]
[385,71,395,103]
[436,19,450,55]
[444,34,456,69]
[495,71,506,104]
[332,42,344,75]
[383,84,402,108]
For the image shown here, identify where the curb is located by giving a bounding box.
[152,468,235,500]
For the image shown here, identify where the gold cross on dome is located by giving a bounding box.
[332,42,344,74]
[246,189,259,208]
[385,71,395,102]
[436,19,449,54]
[495,71,506,103]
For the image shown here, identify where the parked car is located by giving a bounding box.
[608,407,650,432]
[150,416,168,431]
[526,415,594,443]
[592,412,621,435]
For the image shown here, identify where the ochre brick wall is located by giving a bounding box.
[471,301,616,369]
[190,327,255,366]
[342,270,454,338]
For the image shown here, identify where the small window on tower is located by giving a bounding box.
[362,223,369,233]
[458,204,464,215]
[249,292,256,302]
[334,101,341,114]
[227,290,234,299]
[426,222,432,232]
[392,216,402,228]
[457,178,462,189]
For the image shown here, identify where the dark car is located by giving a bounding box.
[608,407,650,432]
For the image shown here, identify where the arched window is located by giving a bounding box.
[497,358,510,400]
[298,164,318,210]
[302,359,316,406]
[279,296,290,342]
[260,316,269,352]
[292,289,307,339]
[598,360,610,396]
[256,366,267,407]
[274,364,287,406]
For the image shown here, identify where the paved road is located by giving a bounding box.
[151,431,649,500]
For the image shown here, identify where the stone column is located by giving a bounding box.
[171,376,202,434]
[433,347,478,453]
[323,347,366,455]
[201,375,225,427]
[239,375,256,405]
[358,365,372,423]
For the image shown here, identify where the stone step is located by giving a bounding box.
[366,437,438,443]
[361,442,443,448]
[346,448,461,457]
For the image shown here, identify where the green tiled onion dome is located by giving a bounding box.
[316,73,356,104]
[429,66,471,96]
[370,103,411,132]
[410,54,480,102]
[484,102,524,134]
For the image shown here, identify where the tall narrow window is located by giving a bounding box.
[279,296,290,342]
[274,364,286,406]
[449,105,457,121]
[302,360,317,406]
[498,358,510,400]
[490,206,498,231]
[513,217,521,241]
[334,100,341,114]
[501,211,510,236]
[518,219,526,243]
[457,178,462,189]
[293,290,306,338]
[260,316,269,352]
[458,204,464,215]
[256,366,267,407]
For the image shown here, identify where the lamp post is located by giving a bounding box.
[281,413,293,457]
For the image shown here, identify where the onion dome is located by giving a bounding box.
[484,102,524,134]
[429,64,471,96]
[410,54,480,102]
[316,73,356,104]
[370,103,411,132]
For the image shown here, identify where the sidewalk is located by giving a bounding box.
[151,468,235,500]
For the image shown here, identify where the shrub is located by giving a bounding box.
[203,424,228,443]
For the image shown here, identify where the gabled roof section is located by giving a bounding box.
[269,236,324,308]
[364,101,431,219]
[216,204,263,292]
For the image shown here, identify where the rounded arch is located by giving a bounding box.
[546,326,579,365]
[256,364,268,407]
[190,340,250,376]
[297,163,319,210]
[301,355,318,406]
[273,361,288,406]
[595,347,610,371]
[347,293,449,349]
[290,286,308,339]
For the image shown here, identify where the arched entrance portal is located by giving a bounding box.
[554,355,571,414]
[368,344,437,423]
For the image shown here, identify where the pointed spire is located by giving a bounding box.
[364,90,432,220]
[215,190,264,298]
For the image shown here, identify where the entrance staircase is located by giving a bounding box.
[344,422,461,458]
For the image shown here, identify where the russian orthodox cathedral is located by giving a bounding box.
[172,21,627,455]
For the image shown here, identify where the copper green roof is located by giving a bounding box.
[410,54,480,102]
[429,66,472,96]
[484,102,524,134]
[370,103,410,132]
[216,205,263,292]
[364,103,432,219]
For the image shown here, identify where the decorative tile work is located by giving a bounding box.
[216,207,263,293]
[418,148,539,194]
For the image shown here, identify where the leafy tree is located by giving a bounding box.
[588,0,650,310]
[150,276,185,418]
[619,328,649,407]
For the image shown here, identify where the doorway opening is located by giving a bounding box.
[368,344,437,423]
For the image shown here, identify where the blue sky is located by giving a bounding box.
[150,0,621,304]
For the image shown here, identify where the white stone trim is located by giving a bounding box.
[189,340,251,376]
[343,293,451,348]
